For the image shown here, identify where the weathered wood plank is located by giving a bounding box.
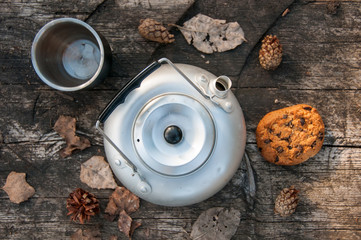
[0,0,195,88]
[151,0,294,76]
[1,144,360,239]
[238,1,361,90]
[0,0,360,239]
[0,86,359,148]
[237,88,361,146]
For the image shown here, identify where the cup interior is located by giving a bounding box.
[32,20,103,89]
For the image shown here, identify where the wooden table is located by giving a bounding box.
[1,0,360,239]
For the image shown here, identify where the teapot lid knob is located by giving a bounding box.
[164,125,183,144]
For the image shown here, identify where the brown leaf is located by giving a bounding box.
[190,207,240,240]
[53,115,90,158]
[179,14,246,54]
[2,171,35,204]
[118,210,132,238]
[117,211,141,239]
[71,228,101,240]
[130,221,142,238]
[80,156,117,189]
[105,186,140,218]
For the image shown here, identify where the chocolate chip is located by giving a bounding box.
[300,117,305,126]
[303,106,312,111]
[285,120,293,128]
[318,131,324,140]
[297,145,304,153]
[281,136,290,142]
[275,156,279,163]
[258,147,262,152]
[276,132,281,138]
[287,145,292,149]
[311,141,317,148]
[268,128,273,133]
[276,146,284,153]
[264,139,271,144]
[282,114,288,119]
[295,146,303,157]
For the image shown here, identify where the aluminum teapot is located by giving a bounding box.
[96,58,246,206]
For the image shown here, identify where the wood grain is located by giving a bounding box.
[0,0,360,239]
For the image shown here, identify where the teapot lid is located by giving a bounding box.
[133,93,215,176]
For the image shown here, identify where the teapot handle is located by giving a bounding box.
[97,61,161,123]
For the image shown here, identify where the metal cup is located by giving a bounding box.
[31,18,111,91]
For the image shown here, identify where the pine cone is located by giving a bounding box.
[138,18,175,44]
[66,188,100,224]
[259,35,283,70]
[274,186,299,217]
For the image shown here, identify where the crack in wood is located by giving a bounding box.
[32,93,40,123]
[0,0,360,239]
[84,0,110,23]
[236,0,297,91]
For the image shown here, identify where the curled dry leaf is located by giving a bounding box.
[80,156,117,189]
[2,171,35,204]
[178,13,246,54]
[118,210,132,238]
[190,207,241,240]
[118,210,141,239]
[130,221,142,238]
[105,186,140,218]
[71,228,101,240]
[53,115,91,158]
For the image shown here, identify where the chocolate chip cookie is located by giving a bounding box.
[256,104,325,165]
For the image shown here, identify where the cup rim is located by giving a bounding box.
[31,18,106,91]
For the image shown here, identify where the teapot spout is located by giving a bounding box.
[209,76,232,99]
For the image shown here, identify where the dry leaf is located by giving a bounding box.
[80,156,117,189]
[190,207,241,240]
[71,228,101,240]
[105,187,141,239]
[178,14,246,54]
[129,221,142,238]
[118,210,132,238]
[1,171,35,204]
[53,115,91,158]
[105,186,140,217]
[118,210,141,239]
